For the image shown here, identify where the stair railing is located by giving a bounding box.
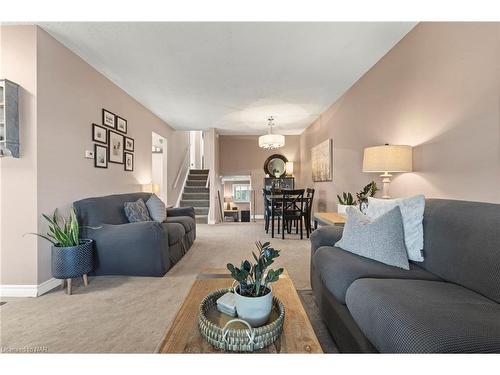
[172,146,190,190]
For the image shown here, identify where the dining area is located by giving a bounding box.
[263,187,315,240]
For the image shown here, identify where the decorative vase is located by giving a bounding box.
[337,204,357,214]
[234,285,273,327]
[51,239,94,280]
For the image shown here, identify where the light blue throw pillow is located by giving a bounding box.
[146,194,167,223]
[335,206,409,270]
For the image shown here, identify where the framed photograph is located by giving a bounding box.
[124,152,134,171]
[311,138,333,182]
[108,130,124,164]
[116,116,127,133]
[124,137,134,152]
[92,124,108,144]
[102,109,116,128]
[94,144,108,168]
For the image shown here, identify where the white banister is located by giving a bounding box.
[172,147,190,190]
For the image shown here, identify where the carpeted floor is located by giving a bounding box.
[1,222,337,353]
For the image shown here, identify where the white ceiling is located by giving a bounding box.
[39,22,416,135]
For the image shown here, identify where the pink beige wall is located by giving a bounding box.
[0,26,190,287]
[299,22,500,213]
[219,135,301,215]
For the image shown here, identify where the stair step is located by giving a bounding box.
[190,169,209,175]
[195,215,208,224]
[194,207,209,215]
[183,193,210,200]
[181,200,209,207]
[186,180,206,187]
[184,186,209,194]
[188,174,209,180]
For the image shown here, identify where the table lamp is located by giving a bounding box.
[362,144,413,198]
[285,161,294,176]
[224,196,232,210]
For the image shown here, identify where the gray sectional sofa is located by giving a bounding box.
[310,198,500,353]
[74,192,196,277]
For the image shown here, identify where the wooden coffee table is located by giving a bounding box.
[158,269,322,353]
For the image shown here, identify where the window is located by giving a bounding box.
[233,184,251,203]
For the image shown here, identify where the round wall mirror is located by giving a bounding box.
[264,154,288,178]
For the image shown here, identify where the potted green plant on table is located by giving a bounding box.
[356,181,379,213]
[27,208,95,295]
[227,241,283,327]
[336,192,356,214]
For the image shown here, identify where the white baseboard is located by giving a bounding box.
[1,277,60,298]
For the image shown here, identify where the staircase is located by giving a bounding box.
[180,169,210,224]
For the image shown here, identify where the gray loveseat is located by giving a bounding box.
[310,198,500,353]
[74,192,196,277]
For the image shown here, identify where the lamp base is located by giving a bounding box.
[380,172,392,199]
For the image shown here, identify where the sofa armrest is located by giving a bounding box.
[167,206,195,220]
[83,221,170,276]
[310,225,344,254]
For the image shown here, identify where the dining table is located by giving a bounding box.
[265,193,313,238]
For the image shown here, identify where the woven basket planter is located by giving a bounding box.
[51,239,94,279]
[198,288,285,352]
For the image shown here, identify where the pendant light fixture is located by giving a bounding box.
[258,116,285,150]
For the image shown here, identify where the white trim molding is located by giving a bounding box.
[0,278,60,298]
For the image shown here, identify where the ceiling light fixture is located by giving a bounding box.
[258,116,285,150]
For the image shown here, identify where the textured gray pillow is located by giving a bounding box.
[124,199,152,223]
[335,206,409,270]
[146,194,166,223]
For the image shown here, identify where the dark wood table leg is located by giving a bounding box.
[271,203,275,238]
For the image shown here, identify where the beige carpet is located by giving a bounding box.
[0,222,316,353]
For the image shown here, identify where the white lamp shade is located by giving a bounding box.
[362,145,413,173]
[258,134,285,149]
[285,161,294,176]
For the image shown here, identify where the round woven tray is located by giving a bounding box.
[198,288,285,352]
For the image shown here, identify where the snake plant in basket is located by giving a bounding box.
[26,208,98,294]
[227,241,283,327]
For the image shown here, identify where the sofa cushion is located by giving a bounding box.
[162,222,186,245]
[335,206,409,270]
[164,216,195,233]
[346,279,500,353]
[422,199,500,303]
[75,192,152,226]
[313,246,439,304]
[146,194,166,222]
[124,199,152,223]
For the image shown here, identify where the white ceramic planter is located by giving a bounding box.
[234,286,273,327]
[337,204,357,214]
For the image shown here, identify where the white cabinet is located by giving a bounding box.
[0,79,20,158]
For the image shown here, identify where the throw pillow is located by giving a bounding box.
[335,206,410,270]
[366,195,425,262]
[146,194,167,223]
[124,199,152,223]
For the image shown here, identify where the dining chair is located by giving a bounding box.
[278,189,305,240]
[304,188,315,237]
[262,188,272,233]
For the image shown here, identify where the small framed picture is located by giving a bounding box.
[92,124,108,144]
[108,130,124,164]
[116,116,127,133]
[94,144,108,168]
[102,109,116,128]
[124,137,134,152]
[124,152,134,171]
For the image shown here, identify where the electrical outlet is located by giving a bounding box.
[85,150,94,159]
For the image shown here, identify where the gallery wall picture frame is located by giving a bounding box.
[92,123,108,144]
[94,144,108,168]
[108,129,124,164]
[124,152,134,171]
[102,108,116,128]
[116,116,127,133]
[124,137,134,152]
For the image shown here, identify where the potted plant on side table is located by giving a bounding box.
[28,208,95,295]
[227,241,283,327]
